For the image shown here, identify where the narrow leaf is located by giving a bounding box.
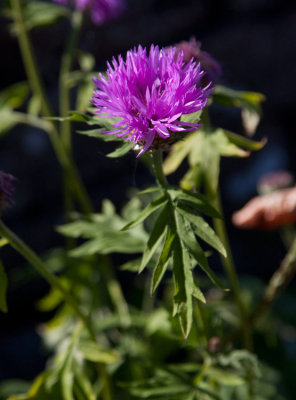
[107,141,134,158]
[121,195,168,231]
[79,341,120,363]
[169,189,221,218]
[223,130,267,151]
[151,228,175,293]
[176,206,226,257]
[139,205,169,273]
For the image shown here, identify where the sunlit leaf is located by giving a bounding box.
[176,205,226,257]
[79,340,121,363]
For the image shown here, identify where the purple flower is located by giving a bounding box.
[54,0,125,25]
[0,171,16,212]
[92,45,211,156]
[175,38,222,87]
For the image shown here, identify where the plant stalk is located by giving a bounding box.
[151,150,168,189]
[0,219,112,400]
[10,0,93,215]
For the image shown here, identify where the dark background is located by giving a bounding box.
[0,0,296,388]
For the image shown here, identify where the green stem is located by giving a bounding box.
[59,10,83,152]
[210,188,252,350]
[10,0,93,215]
[100,255,131,327]
[0,219,112,400]
[151,150,168,189]
[0,219,93,335]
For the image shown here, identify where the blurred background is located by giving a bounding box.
[0,0,296,394]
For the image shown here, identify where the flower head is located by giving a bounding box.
[92,45,211,156]
[0,171,16,212]
[54,0,125,25]
[175,38,222,87]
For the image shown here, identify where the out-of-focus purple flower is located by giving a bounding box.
[0,172,16,212]
[175,38,222,87]
[92,45,211,156]
[54,0,125,25]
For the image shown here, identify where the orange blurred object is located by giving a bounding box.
[232,187,296,230]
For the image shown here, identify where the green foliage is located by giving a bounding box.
[58,198,147,257]
[123,188,226,337]
[6,0,69,31]
[163,128,265,194]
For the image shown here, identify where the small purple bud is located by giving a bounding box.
[175,38,222,87]
[54,0,125,25]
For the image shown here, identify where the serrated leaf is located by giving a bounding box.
[178,218,227,290]
[0,261,8,312]
[140,205,169,273]
[176,206,226,257]
[121,194,168,231]
[79,341,120,363]
[172,212,197,337]
[151,227,175,293]
[168,189,221,219]
[107,141,134,158]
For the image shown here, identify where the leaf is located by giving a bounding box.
[0,108,17,136]
[168,189,221,219]
[178,218,227,290]
[0,260,8,312]
[69,233,145,257]
[205,367,245,386]
[212,85,265,113]
[139,205,169,273]
[121,194,168,231]
[176,205,226,257]
[76,129,121,141]
[223,130,267,151]
[79,340,120,363]
[172,211,199,337]
[107,141,134,158]
[22,1,68,30]
[0,82,29,109]
[151,227,175,293]
[180,110,202,124]
[163,133,198,175]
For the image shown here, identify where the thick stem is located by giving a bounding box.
[0,219,112,400]
[151,150,168,189]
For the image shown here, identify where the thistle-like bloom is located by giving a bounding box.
[175,38,222,87]
[92,45,211,156]
[54,0,125,25]
[0,171,16,212]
